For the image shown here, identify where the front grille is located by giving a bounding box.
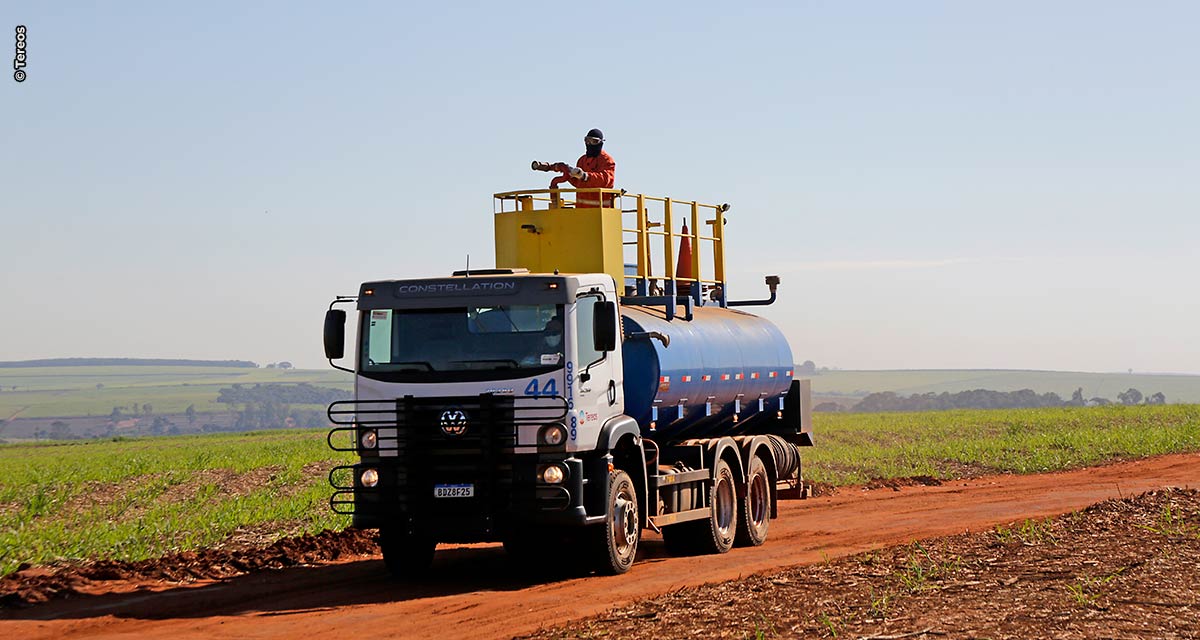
[328,394,567,526]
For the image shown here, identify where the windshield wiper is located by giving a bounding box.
[387,361,434,371]
[452,359,520,370]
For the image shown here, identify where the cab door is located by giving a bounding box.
[571,286,623,446]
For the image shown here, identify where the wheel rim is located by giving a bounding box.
[749,471,769,530]
[714,473,735,537]
[613,490,638,559]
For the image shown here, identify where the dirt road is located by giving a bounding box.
[4,453,1198,639]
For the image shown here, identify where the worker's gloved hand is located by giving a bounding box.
[569,166,586,180]
[552,162,568,173]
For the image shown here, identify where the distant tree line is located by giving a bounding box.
[0,358,259,368]
[821,387,1168,413]
[217,383,348,405]
[215,383,347,432]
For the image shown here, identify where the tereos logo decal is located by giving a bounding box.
[439,408,469,436]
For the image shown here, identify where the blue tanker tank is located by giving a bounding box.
[621,304,794,441]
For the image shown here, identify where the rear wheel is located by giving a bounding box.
[735,454,771,547]
[379,527,436,579]
[662,458,738,555]
[594,469,639,574]
[699,457,738,554]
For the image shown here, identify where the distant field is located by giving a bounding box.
[2,404,1197,577]
[3,366,1198,424]
[809,369,1200,403]
[0,366,351,420]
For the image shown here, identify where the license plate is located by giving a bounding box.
[434,483,474,498]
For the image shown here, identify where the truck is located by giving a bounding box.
[322,184,813,576]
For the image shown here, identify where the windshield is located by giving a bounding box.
[361,304,564,373]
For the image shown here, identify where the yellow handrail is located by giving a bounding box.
[493,188,728,300]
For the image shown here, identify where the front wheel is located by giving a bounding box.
[379,527,436,579]
[594,469,639,574]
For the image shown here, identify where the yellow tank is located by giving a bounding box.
[493,188,729,299]
[493,189,626,285]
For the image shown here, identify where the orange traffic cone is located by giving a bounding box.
[676,223,693,295]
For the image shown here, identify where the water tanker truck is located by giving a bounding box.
[323,184,813,576]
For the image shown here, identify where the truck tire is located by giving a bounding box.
[662,458,738,555]
[379,527,436,579]
[735,454,770,547]
[594,469,639,574]
[701,457,739,554]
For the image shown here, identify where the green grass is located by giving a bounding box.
[809,369,1200,403]
[804,404,1200,485]
[0,366,350,419]
[1,404,1197,578]
[0,431,354,577]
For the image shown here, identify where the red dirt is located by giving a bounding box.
[1,453,1197,640]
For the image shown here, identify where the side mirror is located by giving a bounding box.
[324,310,346,360]
[592,300,617,353]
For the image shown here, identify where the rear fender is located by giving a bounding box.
[693,436,744,486]
[732,435,780,519]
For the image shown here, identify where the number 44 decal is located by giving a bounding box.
[524,377,558,397]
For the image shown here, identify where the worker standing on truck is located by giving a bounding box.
[544,129,615,207]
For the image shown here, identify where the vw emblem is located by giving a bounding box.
[439,408,469,436]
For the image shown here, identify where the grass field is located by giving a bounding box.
[809,369,1200,403]
[803,404,1200,485]
[0,431,355,577]
[1,404,1197,577]
[0,366,351,420]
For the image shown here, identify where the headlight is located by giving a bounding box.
[360,429,378,449]
[539,423,567,446]
[360,468,379,487]
[540,464,565,484]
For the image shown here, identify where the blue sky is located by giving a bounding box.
[2,1,1197,372]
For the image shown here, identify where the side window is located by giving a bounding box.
[365,310,393,365]
[575,297,603,366]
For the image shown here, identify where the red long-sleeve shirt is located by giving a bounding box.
[567,150,616,207]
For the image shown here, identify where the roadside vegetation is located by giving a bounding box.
[0,432,354,577]
[804,404,1200,485]
[1,404,1197,578]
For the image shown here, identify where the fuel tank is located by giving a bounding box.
[620,304,794,440]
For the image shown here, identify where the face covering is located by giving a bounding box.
[585,144,603,158]
[545,335,562,348]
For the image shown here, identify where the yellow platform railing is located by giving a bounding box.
[493,189,729,301]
